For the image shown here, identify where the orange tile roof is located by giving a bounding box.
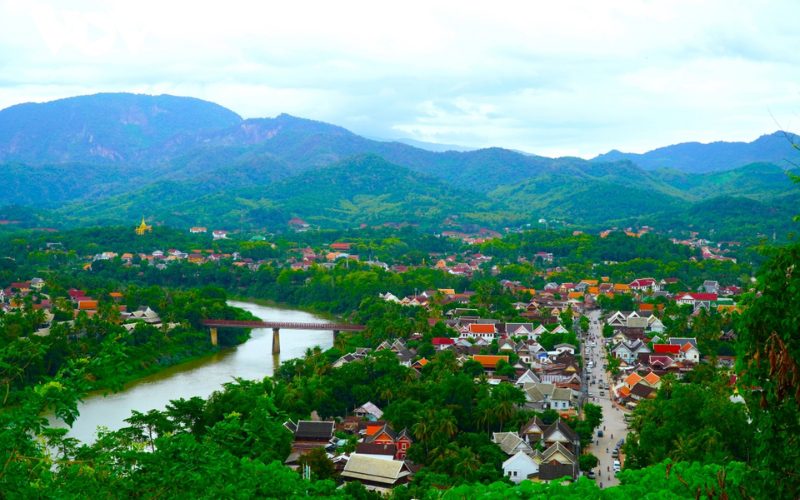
[365,424,383,436]
[567,292,583,300]
[416,358,429,367]
[644,372,661,386]
[109,292,123,298]
[618,386,631,397]
[78,300,98,310]
[588,286,600,295]
[469,323,496,334]
[471,354,509,369]
[613,284,631,292]
[625,372,643,388]
[581,279,599,286]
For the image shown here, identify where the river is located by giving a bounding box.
[48,300,334,443]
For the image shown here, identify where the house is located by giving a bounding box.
[288,217,310,230]
[503,450,540,484]
[363,423,413,460]
[354,443,397,461]
[354,402,384,421]
[646,315,665,333]
[629,278,659,292]
[653,344,681,356]
[189,226,207,233]
[549,388,574,411]
[492,432,533,455]
[505,322,535,338]
[520,416,547,444]
[678,342,700,363]
[461,322,497,340]
[330,242,352,251]
[538,442,578,480]
[431,337,455,350]
[285,420,335,452]
[553,343,576,355]
[612,340,650,363]
[630,382,656,401]
[542,419,580,452]
[212,230,228,240]
[471,354,509,371]
[674,292,717,310]
[701,280,719,294]
[606,311,628,328]
[515,369,541,386]
[341,455,412,491]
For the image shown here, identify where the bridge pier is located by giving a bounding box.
[272,327,281,355]
[210,327,218,346]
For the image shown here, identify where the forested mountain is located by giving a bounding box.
[1,93,798,240]
[594,131,799,173]
[0,93,241,164]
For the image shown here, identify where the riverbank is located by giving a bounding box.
[47,301,334,443]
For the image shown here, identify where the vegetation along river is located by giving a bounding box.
[48,300,334,443]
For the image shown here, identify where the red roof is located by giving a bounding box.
[432,337,455,345]
[653,344,681,354]
[629,278,656,287]
[330,243,352,251]
[677,292,717,301]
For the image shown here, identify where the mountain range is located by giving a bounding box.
[1,93,798,241]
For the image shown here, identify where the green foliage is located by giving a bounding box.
[624,372,752,470]
[735,240,800,497]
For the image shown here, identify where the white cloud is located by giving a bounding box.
[0,0,799,156]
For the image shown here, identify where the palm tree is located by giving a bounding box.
[435,409,458,440]
[454,448,481,477]
[412,419,432,455]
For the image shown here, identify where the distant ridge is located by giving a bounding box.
[593,131,800,173]
[0,92,797,241]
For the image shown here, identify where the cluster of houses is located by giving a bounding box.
[281,393,583,491]
[495,418,581,483]
[333,328,585,416]
[282,403,415,493]
[0,280,175,335]
[90,248,265,271]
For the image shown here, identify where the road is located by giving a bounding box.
[583,309,629,488]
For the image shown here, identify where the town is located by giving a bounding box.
[0,220,746,495]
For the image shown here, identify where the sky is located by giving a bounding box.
[0,0,799,158]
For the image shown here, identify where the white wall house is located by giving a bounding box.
[503,451,540,484]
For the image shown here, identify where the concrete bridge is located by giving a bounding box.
[202,319,366,354]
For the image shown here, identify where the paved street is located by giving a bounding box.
[583,309,628,488]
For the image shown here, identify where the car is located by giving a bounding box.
[587,470,596,479]
[597,430,604,438]
[599,390,605,396]
[613,459,621,472]
[611,449,619,458]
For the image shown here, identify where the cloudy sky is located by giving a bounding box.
[1,0,799,157]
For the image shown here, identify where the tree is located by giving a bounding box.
[298,447,336,480]
[736,240,800,497]
[579,453,598,472]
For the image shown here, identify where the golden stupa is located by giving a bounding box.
[135,216,152,235]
